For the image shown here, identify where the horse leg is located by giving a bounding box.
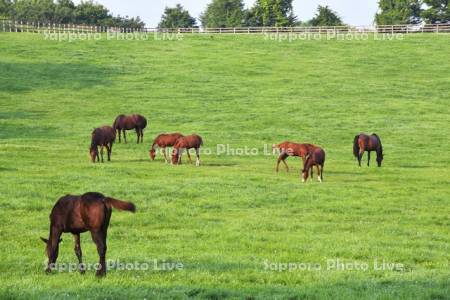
[96,146,100,162]
[108,142,113,161]
[73,233,85,274]
[316,165,322,182]
[140,129,144,144]
[195,148,200,166]
[135,128,140,144]
[106,144,111,161]
[178,149,183,164]
[123,130,127,144]
[117,129,121,143]
[163,148,168,163]
[358,149,364,167]
[367,151,371,167]
[100,145,104,162]
[186,149,192,163]
[91,230,107,277]
[319,164,324,182]
[276,153,288,172]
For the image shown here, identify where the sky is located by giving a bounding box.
[73,0,380,27]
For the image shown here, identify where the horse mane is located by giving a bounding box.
[372,133,383,155]
[353,135,360,158]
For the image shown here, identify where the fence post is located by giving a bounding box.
[391,25,394,34]
[2,20,4,32]
[436,24,439,33]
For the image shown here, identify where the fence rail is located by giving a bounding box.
[1,20,449,35]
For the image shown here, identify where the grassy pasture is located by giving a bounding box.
[0,32,449,299]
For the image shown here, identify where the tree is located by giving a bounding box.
[0,0,12,17]
[158,4,196,28]
[248,0,297,27]
[200,0,245,28]
[375,0,422,25]
[54,0,75,23]
[309,5,344,26]
[74,0,109,25]
[421,0,450,24]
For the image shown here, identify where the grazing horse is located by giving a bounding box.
[353,133,383,167]
[172,134,203,166]
[113,114,147,144]
[302,146,326,183]
[41,192,136,277]
[272,142,316,172]
[90,126,115,163]
[150,133,184,163]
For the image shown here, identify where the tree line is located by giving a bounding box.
[0,0,145,28]
[1,0,449,28]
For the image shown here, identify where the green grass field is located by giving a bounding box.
[0,32,449,299]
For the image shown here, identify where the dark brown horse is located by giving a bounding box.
[273,141,316,172]
[41,192,136,276]
[302,146,326,183]
[113,114,147,144]
[172,134,203,166]
[353,133,383,167]
[90,126,115,163]
[150,133,184,163]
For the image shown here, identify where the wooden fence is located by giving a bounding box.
[1,20,449,35]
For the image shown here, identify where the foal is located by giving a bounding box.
[41,192,136,276]
[113,114,147,144]
[273,142,316,172]
[90,126,115,163]
[353,133,383,167]
[172,134,203,166]
[150,133,184,163]
[302,146,326,183]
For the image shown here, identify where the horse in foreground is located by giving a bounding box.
[302,146,326,183]
[272,142,316,172]
[41,192,136,277]
[150,133,184,163]
[353,133,383,167]
[172,134,203,166]
[90,126,115,163]
[113,114,147,144]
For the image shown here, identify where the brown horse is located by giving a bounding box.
[302,146,326,183]
[113,114,147,144]
[150,133,184,163]
[353,133,383,167]
[90,126,115,163]
[172,134,203,166]
[41,192,136,277]
[273,142,316,172]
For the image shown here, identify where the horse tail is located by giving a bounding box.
[353,135,360,158]
[373,133,383,155]
[141,117,147,129]
[104,197,136,212]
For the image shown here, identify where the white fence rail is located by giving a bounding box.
[1,20,450,34]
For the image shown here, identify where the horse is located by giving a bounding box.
[90,126,116,163]
[272,142,316,172]
[353,133,383,167]
[113,114,147,144]
[171,134,203,166]
[302,146,326,183]
[40,192,136,277]
[150,133,184,163]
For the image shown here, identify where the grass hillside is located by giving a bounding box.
[0,33,449,299]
